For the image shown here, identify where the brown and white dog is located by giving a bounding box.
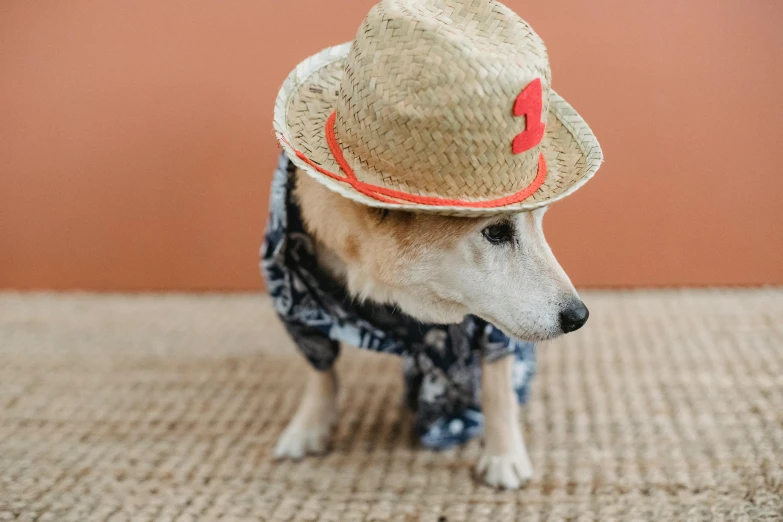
[273,170,588,489]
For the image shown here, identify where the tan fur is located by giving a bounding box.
[274,366,338,460]
[296,171,484,276]
[477,355,533,488]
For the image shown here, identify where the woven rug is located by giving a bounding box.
[0,290,781,521]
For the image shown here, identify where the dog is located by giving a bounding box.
[264,0,602,490]
[264,160,588,489]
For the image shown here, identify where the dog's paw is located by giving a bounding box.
[476,452,533,489]
[274,421,332,460]
[274,400,337,460]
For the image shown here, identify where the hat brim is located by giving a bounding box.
[274,43,603,215]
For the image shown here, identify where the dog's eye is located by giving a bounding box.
[482,222,514,245]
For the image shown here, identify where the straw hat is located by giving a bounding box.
[274,0,603,215]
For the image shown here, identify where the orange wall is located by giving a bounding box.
[1,1,782,291]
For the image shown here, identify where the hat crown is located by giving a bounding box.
[335,0,552,199]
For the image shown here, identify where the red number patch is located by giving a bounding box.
[512,78,546,154]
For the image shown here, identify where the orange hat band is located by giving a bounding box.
[283,111,547,208]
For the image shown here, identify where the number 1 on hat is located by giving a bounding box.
[512,78,546,154]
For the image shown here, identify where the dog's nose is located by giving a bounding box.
[559,301,589,333]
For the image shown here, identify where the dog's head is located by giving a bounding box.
[297,174,588,342]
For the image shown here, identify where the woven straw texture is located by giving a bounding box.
[274,0,603,215]
[1,290,782,521]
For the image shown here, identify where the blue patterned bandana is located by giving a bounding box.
[261,153,536,449]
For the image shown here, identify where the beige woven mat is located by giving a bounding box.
[1,290,781,521]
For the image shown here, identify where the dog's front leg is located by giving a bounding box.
[274,365,338,460]
[476,355,533,489]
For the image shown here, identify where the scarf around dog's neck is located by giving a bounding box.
[260,152,536,449]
